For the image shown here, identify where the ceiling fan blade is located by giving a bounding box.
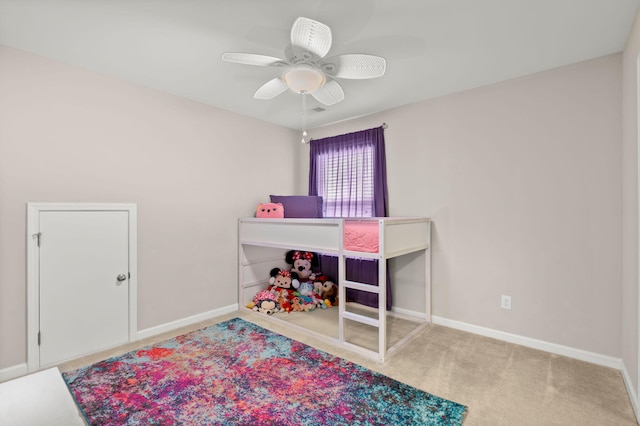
[221,52,287,67]
[290,17,332,59]
[323,54,386,79]
[311,79,344,106]
[254,77,288,100]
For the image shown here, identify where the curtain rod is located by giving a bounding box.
[308,123,387,143]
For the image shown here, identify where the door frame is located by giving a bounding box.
[26,203,138,372]
[636,53,640,417]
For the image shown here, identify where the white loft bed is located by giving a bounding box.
[238,217,431,361]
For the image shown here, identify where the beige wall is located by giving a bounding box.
[623,8,640,404]
[0,45,298,369]
[301,54,623,357]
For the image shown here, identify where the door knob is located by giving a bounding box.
[116,274,127,282]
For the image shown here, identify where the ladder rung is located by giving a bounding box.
[343,280,380,294]
[341,311,379,327]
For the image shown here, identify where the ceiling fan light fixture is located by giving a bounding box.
[283,66,325,94]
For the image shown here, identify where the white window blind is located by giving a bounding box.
[316,144,374,218]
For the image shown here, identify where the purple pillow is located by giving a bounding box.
[269,195,323,218]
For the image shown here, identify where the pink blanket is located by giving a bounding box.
[343,221,379,253]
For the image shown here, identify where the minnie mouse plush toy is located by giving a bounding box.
[285,250,319,283]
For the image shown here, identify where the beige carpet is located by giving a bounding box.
[271,303,424,352]
[59,309,639,426]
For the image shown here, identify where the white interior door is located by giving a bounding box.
[38,210,130,367]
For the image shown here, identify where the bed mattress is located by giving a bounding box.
[343,220,379,253]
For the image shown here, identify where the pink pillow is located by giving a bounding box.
[256,202,284,218]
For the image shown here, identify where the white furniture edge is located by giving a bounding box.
[0,367,85,425]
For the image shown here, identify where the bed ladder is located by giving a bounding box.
[337,254,388,362]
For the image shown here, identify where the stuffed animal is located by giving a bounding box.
[296,280,324,309]
[252,290,281,315]
[256,202,284,218]
[266,268,300,312]
[285,250,319,282]
[269,267,300,291]
[314,275,339,306]
[292,296,315,312]
[291,296,304,312]
[276,294,291,313]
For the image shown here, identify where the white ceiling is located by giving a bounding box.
[0,0,638,130]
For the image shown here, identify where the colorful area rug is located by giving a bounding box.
[63,318,467,425]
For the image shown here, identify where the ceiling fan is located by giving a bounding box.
[221,17,386,106]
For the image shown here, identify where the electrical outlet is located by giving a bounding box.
[501,295,512,310]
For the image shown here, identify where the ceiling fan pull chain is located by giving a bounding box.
[301,92,308,144]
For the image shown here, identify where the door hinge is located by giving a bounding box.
[38,331,41,346]
[33,232,42,247]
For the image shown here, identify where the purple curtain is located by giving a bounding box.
[309,127,388,217]
[309,126,391,310]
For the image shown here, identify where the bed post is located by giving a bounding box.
[425,220,432,322]
[238,219,244,310]
[378,219,387,361]
[338,220,346,343]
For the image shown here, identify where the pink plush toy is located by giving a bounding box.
[256,202,284,218]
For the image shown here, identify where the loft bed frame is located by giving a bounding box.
[238,217,431,362]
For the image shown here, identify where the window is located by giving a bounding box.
[314,143,374,218]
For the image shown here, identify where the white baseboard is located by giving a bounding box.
[431,315,622,370]
[621,361,640,422]
[0,363,28,384]
[135,304,238,341]
[392,306,428,320]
